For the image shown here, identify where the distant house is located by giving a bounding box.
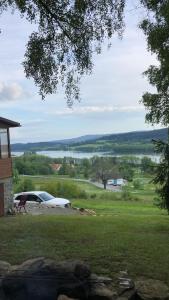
[50,163,62,172]
[107,178,126,186]
[0,117,20,216]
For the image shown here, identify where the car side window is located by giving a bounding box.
[27,195,41,202]
[16,195,22,200]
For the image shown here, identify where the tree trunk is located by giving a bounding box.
[103,180,107,189]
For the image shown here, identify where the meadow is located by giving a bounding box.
[1,174,169,285]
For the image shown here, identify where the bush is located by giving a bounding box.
[14,178,35,193]
[40,181,87,199]
[133,179,143,190]
[121,187,132,201]
[90,193,97,199]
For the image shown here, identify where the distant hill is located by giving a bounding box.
[11,134,105,152]
[11,128,168,154]
[99,128,168,143]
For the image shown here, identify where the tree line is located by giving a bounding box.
[13,153,156,190]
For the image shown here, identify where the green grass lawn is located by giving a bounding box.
[1,214,169,285]
[3,175,168,284]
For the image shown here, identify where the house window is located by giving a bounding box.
[0,129,9,158]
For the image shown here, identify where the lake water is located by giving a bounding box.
[12,150,161,162]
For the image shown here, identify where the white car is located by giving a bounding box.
[14,191,71,208]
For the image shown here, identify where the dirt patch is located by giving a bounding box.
[14,203,96,216]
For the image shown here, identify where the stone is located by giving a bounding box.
[88,286,117,300]
[58,295,77,300]
[2,258,91,300]
[88,274,117,300]
[118,288,136,300]
[0,261,11,276]
[135,279,169,300]
[74,261,91,280]
[0,178,13,214]
[0,279,6,300]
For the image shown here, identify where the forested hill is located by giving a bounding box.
[11,134,105,152]
[11,128,168,154]
[98,128,168,143]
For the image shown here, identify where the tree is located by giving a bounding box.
[140,0,169,126]
[0,0,125,105]
[152,138,169,214]
[141,156,154,174]
[140,1,169,212]
[91,157,120,189]
[119,162,134,181]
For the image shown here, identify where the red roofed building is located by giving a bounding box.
[50,163,62,172]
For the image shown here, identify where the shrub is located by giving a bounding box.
[14,178,35,193]
[121,187,132,201]
[133,179,142,190]
[40,181,87,199]
[90,193,97,199]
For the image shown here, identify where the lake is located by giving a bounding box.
[12,150,161,162]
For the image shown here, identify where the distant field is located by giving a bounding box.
[21,174,158,215]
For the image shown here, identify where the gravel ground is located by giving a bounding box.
[15,203,81,216]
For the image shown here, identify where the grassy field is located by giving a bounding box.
[1,175,169,284]
[21,174,159,215]
[1,214,169,284]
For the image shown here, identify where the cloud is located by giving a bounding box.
[0,82,27,101]
[49,105,145,116]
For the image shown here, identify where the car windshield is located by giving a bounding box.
[39,192,55,201]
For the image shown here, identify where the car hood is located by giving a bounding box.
[42,197,70,206]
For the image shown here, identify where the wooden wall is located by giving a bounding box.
[0,158,12,179]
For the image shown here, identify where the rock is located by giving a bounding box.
[118,288,136,300]
[74,262,91,280]
[58,295,77,300]
[88,286,117,300]
[2,258,91,300]
[0,261,11,276]
[88,274,116,300]
[0,279,6,300]
[135,279,169,300]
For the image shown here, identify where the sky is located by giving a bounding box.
[0,2,160,143]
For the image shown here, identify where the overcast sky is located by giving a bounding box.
[0,2,160,143]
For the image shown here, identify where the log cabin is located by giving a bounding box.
[0,117,20,216]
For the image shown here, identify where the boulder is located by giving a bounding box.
[88,273,117,300]
[0,261,11,276]
[58,295,77,300]
[88,286,116,300]
[135,279,169,300]
[2,258,91,300]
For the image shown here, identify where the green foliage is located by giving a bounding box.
[141,156,154,174]
[14,178,35,193]
[133,179,142,190]
[140,1,169,126]
[119,162,134,181]
[0,0,125,104]
[40,181,87,199]
[121,186,132,201]
[91,157,120,189]
[152,139,169,214]
[12,168,20,185]
[140,1,169,213]
[13,153,54,175]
